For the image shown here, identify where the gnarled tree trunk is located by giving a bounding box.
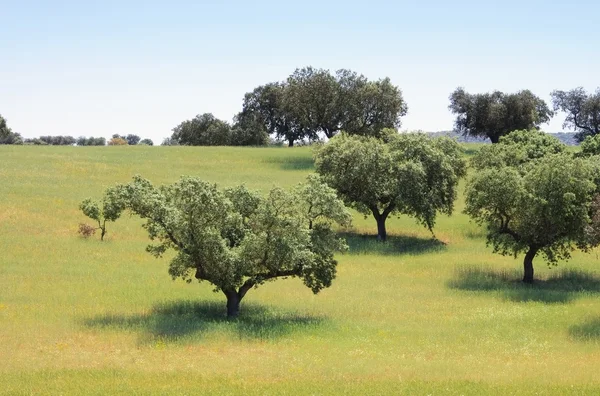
[522,247,538,284]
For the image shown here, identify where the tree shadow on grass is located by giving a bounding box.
[82,300,325,345]
[341,232,446,256]
[264,155,314,171]
[569,318,600,341]
[448,267,600,304]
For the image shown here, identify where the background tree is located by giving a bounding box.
[342,76,408,137]
[465,153,600,283]
[0,114,23,145]
[551,87,600,142]
[449,88,552,143]
[240,83,307,147]
[315,132,466,241]
[231,111,269,146]
[285,67,345,139]
[125,134,141,145]
[28,136,76,145]
[139,138,154,146]
[171,113,232,146]
[96,175,350,317]
[76,136,106,146]
[79,187,126,241]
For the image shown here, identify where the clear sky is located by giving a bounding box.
[1,0,598,142]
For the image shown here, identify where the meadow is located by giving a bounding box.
[1,144,600,395]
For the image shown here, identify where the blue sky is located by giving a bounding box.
[1,0,598,142]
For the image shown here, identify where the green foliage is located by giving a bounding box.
[97,174,349,315]
[465,152,600,282]
[25,135,76,145]
[76,136,106,146]
[240,83,307,147]
[139,138,154,146]
[471,129,566,170]
[126,134,141,145]
[551,87,600,141]
[449,88,553,143]
[231,111,269,146]
[579,134,600,157]
[314,133,466,240]
[171,113,232,146]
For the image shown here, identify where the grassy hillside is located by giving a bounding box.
[1,145,600,395]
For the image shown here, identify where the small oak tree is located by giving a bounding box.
[94,175,350,317]
[315,132,466,241]
[79,187,126,240]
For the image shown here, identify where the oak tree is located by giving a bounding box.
[93,175,350,317]
[315,132,466,241]
[449,88,552,143]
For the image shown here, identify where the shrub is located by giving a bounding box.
[78,223,97,238]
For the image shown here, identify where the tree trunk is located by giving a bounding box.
[490,135,500,144]
[371,206,391,242]
[288,139,294,147]
[100,227,106,241]
[522,247,538,284]
[225,291,241,318]
[376,216,387,242]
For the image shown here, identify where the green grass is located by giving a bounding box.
[2,144,600,395]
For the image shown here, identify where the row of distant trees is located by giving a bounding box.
[0,125,154,146]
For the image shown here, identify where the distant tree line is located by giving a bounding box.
[2,79,599,146]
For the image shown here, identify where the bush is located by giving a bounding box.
[78,223,96,238]
[108,137,128,146]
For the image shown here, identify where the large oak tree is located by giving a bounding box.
[88,175,351,317]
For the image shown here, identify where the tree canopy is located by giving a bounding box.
[470,129,566,170]
[76,136,106,146]
[171,113,232,146]
[449,88,552,143]
[465,131,600,283]
[314,132,466,241]
[239,83,307,147]
[551,87,600,142]
[89,174,350,317]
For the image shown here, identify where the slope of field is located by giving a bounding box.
[1,145,600,395]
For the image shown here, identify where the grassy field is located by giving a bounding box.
[2,145,600,395]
